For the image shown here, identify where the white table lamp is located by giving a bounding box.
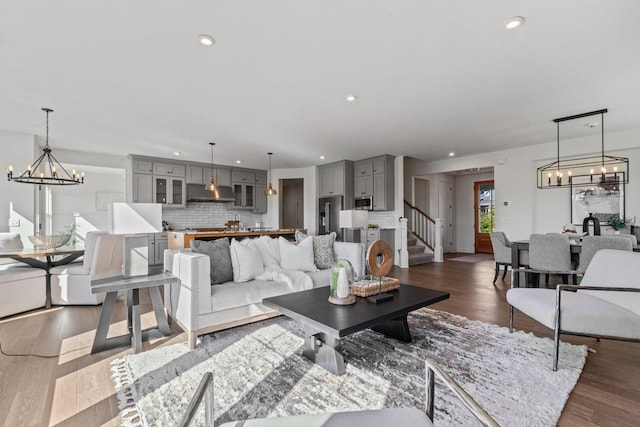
[339,210,369,242]
[108,203,162,278]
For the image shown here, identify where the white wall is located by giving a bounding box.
[2,130,37,243]
[406,127,640,242]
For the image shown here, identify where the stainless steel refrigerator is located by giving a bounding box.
[318,196,343,240]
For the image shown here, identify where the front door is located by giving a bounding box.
[474,180,495,253]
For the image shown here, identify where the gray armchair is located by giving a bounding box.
[507,249,640,370]
[183,359,499,427]
[489,231,512,284]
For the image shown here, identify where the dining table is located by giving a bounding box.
[0,245,84,308]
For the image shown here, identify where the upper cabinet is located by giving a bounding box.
[129,156,185,208]
[353,155,394,211]
[317,160,354,204]
[188,166,232,187]
[153,162,185,177]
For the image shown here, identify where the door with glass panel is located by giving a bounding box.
[474,180,495,253]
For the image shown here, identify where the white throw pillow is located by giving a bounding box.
[253,236,281,269]
[229,238,264,283]
[278,236,318,272]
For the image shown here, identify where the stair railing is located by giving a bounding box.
[404,200,436,251]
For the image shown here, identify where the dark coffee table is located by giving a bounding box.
[262,284,449,375]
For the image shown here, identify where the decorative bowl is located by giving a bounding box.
[28,235,71,249]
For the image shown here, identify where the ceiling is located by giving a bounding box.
[1,1,639,171]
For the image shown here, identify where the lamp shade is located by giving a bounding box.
[108,203,162,234]
[339,210,369,229]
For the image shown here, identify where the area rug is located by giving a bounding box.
[112,308,587,426]
[449,254,494,263]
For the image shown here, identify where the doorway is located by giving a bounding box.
[280,179,304,229]
[474,180,495,253]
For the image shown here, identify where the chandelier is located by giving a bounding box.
[7,108,84,186]
[537,109,628,190]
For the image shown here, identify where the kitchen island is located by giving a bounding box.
[167,229,300,249]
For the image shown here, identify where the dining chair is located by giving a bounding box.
[528,233,576,287]
[489,231,512,284]
[578,235,633,273]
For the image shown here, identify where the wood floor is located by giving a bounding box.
[0,254,638,426]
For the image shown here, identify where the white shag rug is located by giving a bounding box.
[112,308,588,426]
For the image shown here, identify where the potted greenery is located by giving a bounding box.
[608,214,631,234]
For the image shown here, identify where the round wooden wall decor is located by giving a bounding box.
[366,240,393,277]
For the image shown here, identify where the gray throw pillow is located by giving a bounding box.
[296,231,336,269]
[191,238,234,285]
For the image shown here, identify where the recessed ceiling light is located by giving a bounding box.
[504,16,524,30]
[449,152,455,157]
[345,95,357,102]
[320,155,326,160]
[198,34,215,46]
[236,160,242,164]
[173,152,181,156]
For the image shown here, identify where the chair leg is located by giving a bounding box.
[553,329,560,371]
[493,264,499,284]
[545,273,550,285]
[509,305,514,332]
[502,264,508,280]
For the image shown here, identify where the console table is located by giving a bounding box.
[90,272,178,354]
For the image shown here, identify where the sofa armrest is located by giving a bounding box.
[164,250,211,342]
[334,241,366,278]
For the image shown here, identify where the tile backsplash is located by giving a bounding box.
[161,203,264,230]
[366,210,397,229]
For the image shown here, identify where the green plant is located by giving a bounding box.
[480,207,495,233]
[608,214,630,231]
[59,222,77,245]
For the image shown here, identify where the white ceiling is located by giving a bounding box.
[1,1,639,170]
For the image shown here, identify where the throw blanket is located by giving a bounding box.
[256,267,313,292]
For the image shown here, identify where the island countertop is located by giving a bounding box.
[167,229,301,249]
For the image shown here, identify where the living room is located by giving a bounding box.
[1,2,640,426]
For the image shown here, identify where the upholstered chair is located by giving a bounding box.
[578,235,632,273]
[489,231,512,284]
[508,249,640,370]
[528,233,575,286]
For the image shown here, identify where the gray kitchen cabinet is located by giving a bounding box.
[202,167,232,187]
[254,183,267,213]
[133,159,153,174]
[187,166,204,184]
[232,168,257,210]
[153,162,186,177]
[353,228,395,254]
[153,175,185,207]
[317,161,354,206]
[147,233,168,266]
[353,155,394,211]
[132,174,153,203]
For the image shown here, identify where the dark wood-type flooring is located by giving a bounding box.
[0,253,638,426]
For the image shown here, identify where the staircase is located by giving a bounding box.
[407,235,434,266]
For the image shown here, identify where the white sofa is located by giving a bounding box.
[0,233,46,318]
[164,239,365,349]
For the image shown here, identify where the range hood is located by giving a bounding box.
[186,183,235,202]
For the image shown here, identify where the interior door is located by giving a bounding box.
[474,180,495,253]
[438,180,453,253]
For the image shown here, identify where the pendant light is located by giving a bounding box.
[265,152,277,196]
[206,142,219,199]
[7,108,84,186]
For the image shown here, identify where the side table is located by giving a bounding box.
[90,271,178,354]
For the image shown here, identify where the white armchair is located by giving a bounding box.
[507,249,640,370]
[50,232,123,305]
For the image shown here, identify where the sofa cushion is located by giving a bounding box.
[191,238,234,284]
[0,263,46,282]
[82,231,108,269]
[305,268,331,288]
[211,278,311,312]
[230,238,264,283]
[279,236,317,272]
[296,231,337,269]
[0,233,23,266]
